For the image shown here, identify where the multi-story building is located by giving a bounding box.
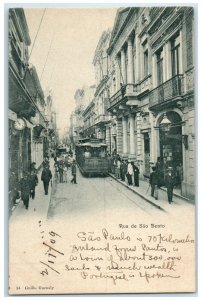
[83,100,95,138]
[44,89,58,157]
[70,85,96,145]
[9,8,47,181]
[93,29,111,144]
[106,7,194,200]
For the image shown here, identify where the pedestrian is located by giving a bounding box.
[132,162,139,187]
[165,166,175,204]
[20,172,32,209]
[41,165,52,195]
[127,160,133,185]
[120,160,125,181]
[155,156,164,187]
[149,166,159,200]
[42,156,49,169]
[30,162,37,174]
[9,170,20,206]
[114,157,118,177]
[116,158,121,179]
[71,160,77,184]
[58,161,64,183]
[63,165,68,183]
[54,161,59,183]
[176,162,183,187]
[111,156,116,174]
[29,170,38,199]
[123,160,128,181]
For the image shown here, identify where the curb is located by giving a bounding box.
[109,174,164,211]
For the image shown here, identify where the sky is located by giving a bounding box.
[24,7,117,136]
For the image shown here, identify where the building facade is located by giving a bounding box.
[9,8,49,172]
[106,7,194,200]
[93,30,111,145]
[69,85,96,146]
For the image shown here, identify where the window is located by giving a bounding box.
[156,48,163,85]
[113,77,116,94]
[142,40,148,78]
[144,50,148,77]
[171,34,180,76]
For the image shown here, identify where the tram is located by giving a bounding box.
[75,138,109,176]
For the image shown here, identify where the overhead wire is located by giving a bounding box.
[29,8,46,60]
[40,31,55,82]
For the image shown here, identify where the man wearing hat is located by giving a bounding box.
[20,172,32,209]
[149,166,159,200]
[41,164,52,195]
[71,160,77,184]
[165,166,175,204]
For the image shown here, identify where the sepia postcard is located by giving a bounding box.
[8,4,196,295]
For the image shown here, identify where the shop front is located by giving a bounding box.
[157,111,183,190]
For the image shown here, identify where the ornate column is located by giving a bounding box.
[122,116,128,156]
[127,37,134,84]
[163,43,167,82]
[136,112,142,159]
[129,113,135,158]
[135,34,140,82]
[121,48,127,84]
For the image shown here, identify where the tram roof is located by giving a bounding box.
[76,142,107,148]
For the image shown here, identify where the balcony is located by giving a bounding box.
[109,84,137,109]
[149,75,184,109]
[108,77,152,112]
[94,114,111,125]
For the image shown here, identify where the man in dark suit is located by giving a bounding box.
[41,165,52,195]
[29,169,38,199]
[149,166,159,200]
[20,172,32,209]
[71,160,77,184]
[132,162,140,187]
[165,167,175,204]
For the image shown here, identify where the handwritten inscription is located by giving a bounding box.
[64,228,194,285]
[37,224,194,286]
[38,221,64,276]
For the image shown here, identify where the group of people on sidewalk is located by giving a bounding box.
[109,154,140,187]
[9,162,39,211]
[109,152,178,205]
[149,164,176,204]
[54,155,77,184]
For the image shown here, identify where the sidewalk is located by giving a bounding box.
[109,173,194,211]
[9,160,55,222]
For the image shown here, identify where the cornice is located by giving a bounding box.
[107,8,137,55]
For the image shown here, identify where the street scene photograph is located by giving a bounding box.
[8,5,196,295]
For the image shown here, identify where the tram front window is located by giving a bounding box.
[99,147,106,158]
[84,147,91,158]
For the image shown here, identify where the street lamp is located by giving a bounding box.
[159,113,171,132]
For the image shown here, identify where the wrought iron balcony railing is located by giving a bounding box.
[149,74,184,107]
[109,84,136,108]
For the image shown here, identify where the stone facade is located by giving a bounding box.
[107,7,195,200]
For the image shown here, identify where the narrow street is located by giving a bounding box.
[47,164,195,229]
